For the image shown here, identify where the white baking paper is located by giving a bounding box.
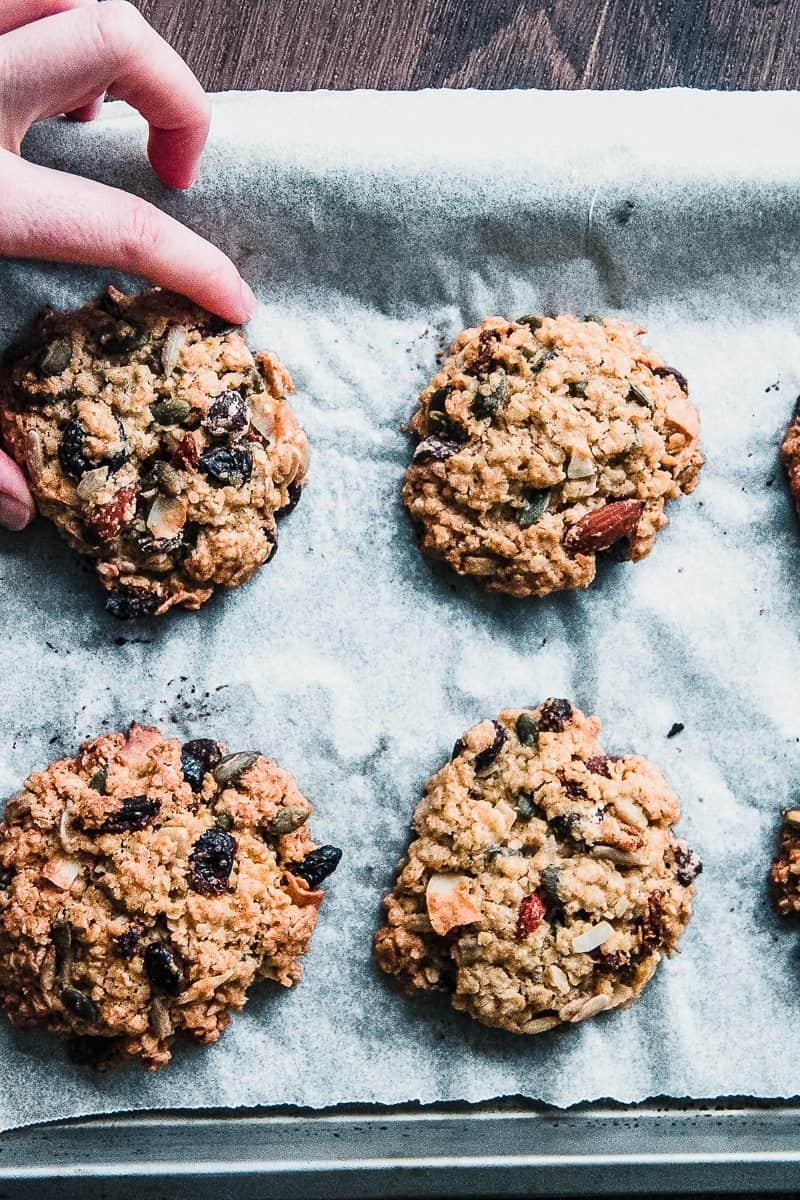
[1,88,800,1131]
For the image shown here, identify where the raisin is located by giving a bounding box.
[144,943,183,996]
[537,698,573,732]
[586,755,611,777]
[561,776,587,800]
[412,437,461,464]
[203,391,249,438]
[100,795,160,833]
[291,845,342,889]
[68,1035,119,1068]
[105,586,160,620]
[516,892,546,939]
[549,811,582,843]
[61,986,98,1022]
[653,364,689,394]
[673,844,702,886]
[473,722,506,773]
[639,892,666,953]
[114,925,142,958]
[181,738,222,792]
[0,867,14,891]
[471,328,501,376]
[188,829,237,896]
[276,480,303,517]
[172,433,200,471]
[198,447,253,488]
[515,712,539,747]
[59,417,127,481]
[590,948,631,974]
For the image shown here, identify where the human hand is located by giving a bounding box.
[0,0,257,530]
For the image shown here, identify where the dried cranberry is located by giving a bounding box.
[290,845,342,889]
[640,892,666,953]
[276,480,303,517]
[203,391,249,438]
[471,328,501,376]
[537,698,573,732]
[653,364,689,394]
[586,755,611,777]
[561,776,587,799]
[85,484,136,542]
[59,416,127,481]
[198,446,253,488]
[673,844,702,886]
[114,924,142,958]
[473,722,506,773]
[105,586,160,620]
[144,943,183,996]
[188,829,237,896]
[100,795,160,833]
[181,739,222,792]
[590,948,631,974]
[172,433,199,471]
[516,892,546,939]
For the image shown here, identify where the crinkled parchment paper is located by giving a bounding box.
[1,88,800,1131]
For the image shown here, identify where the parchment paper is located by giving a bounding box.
[1,88,800,1132]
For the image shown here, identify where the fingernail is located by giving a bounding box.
[0,493,32,532]
[239,279,257,321]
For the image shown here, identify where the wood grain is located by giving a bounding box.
[135,0,800,91]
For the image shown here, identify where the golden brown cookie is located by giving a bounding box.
[375,699,700,1034]
[403,314,703,596]
[0,287,308,617]
[770,807,800,917]
[0,724,341,1069]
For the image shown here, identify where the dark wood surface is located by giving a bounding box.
[137,0,800,91]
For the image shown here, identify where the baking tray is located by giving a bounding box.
[0,1098,798,1198]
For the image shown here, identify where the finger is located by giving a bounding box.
[0,1,210,188]
[0,450,34,531]
[0,0,95,37]
[64,95,105,123]
[0,154,257,324]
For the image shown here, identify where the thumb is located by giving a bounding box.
[0,448,35,530]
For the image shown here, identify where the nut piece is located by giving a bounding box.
[425,873,482,936]
[564,499,645,554]
[572,920,615,954]
[41,858,81,890]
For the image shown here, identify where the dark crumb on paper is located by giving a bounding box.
[667,722,685,739]
[766,476,775,487]
[765,380,780,393]
[613,199,635,225]
[113,636,154,646]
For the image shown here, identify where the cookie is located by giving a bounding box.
[770,807,800,917]
[0,724,341,1069]
[403,314,703,597]
[781,399,800,529]
[374,700,700,1034]
[0,287,308,617]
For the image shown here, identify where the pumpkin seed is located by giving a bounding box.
[516,712,540,747]
[89,767,108,795]
[38,337,73,377]
[215,811,234,832]
[213,751,259,787]
[628,382,653,410]
[515,793,536,821]
[516,314,544,330]
[521,346,555,372]
[518,489,551,528]
[540,865,562,900]
[150,397,192,426]
[61,986,98,1022]
[262,806,309,839]
[472,370,506,419]
[154,461,183,497]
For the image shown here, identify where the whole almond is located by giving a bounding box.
[563,499,644,554]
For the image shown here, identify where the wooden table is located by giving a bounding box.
[138,0,800,91]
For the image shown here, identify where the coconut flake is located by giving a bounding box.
[161,324,188,377]
[41,857,80,890]
[572,920,615,954]
[76,466,109,501]
[147,495,187,540]
[567,446,596,480]
[425,873,482,936]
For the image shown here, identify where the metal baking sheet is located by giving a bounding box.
[1,1099,799,1198]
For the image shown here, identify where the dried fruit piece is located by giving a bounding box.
[188,829,237,896]
[564,500,645,555]
[590,947,631,974]
[472,371,506,419]
[144,943,183,996]
[586,755,611,777]
[114,925,142,958]
[516,892,546,939]
[473,722,506,773]
[471,328,501,376]
[171,434,199,471]
[673,844,702,885]
[538,698,573,732]
[412,437,460,464]
[639,892,666,952]
[105,586,160,620]
[181,738,222,792]
[203,391,249,438]
[59,417,127,482]
[290,845,342,889]
[98,322,148,355]
[213,751,259,787]
[85,484,136,542]
[425,873,481,935]
[198,446,253,488]
[653,364,689,394]
[99,795,160,834]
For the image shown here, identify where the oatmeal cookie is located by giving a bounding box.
[375,700,700,1034]
[0,724,341,1069]
[770,808,800,917]
[780,397,800,531]
[0,287,308,617]
[403,314,703,597]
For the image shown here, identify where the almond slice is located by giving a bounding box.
[572,920,615,954]
[425,873,482,936]
[41,857,80,890]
